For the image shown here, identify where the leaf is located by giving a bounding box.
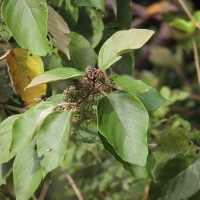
[75,7,104,48]
[73,121,99,143]
[51,0,79,29]
[150,155,200,200]
[99,133,153,179]
[112,53,135,76]
[10,102,56,154]
[72,0,105,12]
[37,110,72,175]
[194,11,200,23]
[26,68,85,88]
[98,29,154,71]
[62,32,97,71]
[0,160,13,186]
[0,115,20,164]
[115,0,132,29]
[0,70,14,103]
[6,48,47,107]
[48,94,65,104]
[1,0,52,56]
[153,128,196,163]
[162,159,200,200]
[48,6,71,59]
[97,91,149,166]
[170,19,195,35]
[111,74,166,111]
[13,139,42,200]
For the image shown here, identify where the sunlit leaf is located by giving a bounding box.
[0,115,20,164]
[10,102,56,154]
[98,29,154,71]
[13,139,42,200]
[26,68,85,88]
[1,0,52,56]
[111,74,166,111]
[48,6,71,59]
[97,91,149,166]
[6,48,47,107]
[37,110,72,175]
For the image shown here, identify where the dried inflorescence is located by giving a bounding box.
[63,66,114,122]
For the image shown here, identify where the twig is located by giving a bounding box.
[171,107,200,116]
[0,103,26,113]
[0,50,11,61]
[66,174,84,200]
[98,88,108,96]
[38,181,50,200]
[142,180,150,200]
[192,37,200,85]
[86,146,103,166]
[177,0,200,30]
[32,195,37,200]
[148,143,157,149]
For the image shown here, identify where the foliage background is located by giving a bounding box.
[0,0,200,199]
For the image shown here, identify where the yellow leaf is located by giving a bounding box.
[6,48,47,107]
[147,2,177,16]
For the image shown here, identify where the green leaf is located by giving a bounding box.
[99,133,153,179]
[37,110,72,175]
[72,0,105,12]
[170,19,196,35]
[73,121,99,143]
[150,155,200,200]
[26,68,85,88]
[10,102,56,154]
[98,29,154,71]
[48,6,71,59]
[97,91,149,166]
[1,0,52,56]
[111,74,166,111]
[0,115,20,164]
[153,127,196,163]
[75,7,104,48]
[0,161,13,186]
[194,11,200,23]
[63,32,97,71]
[48,94,66,104]
[13,139,42,200]
[112,53,135,76]
[51,0,79,29]
[162,159,200,199]
[115,0,132,29]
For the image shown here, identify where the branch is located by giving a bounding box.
[0,103,26,113]
[38,181,49,200]
[66,174,84,200]
[32,195,37,200]
[0,50,11,61]
[86,147,103,166]
[148,143,157,149]
[192,37,200,85]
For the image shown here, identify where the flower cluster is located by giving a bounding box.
[63,66,114,122]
